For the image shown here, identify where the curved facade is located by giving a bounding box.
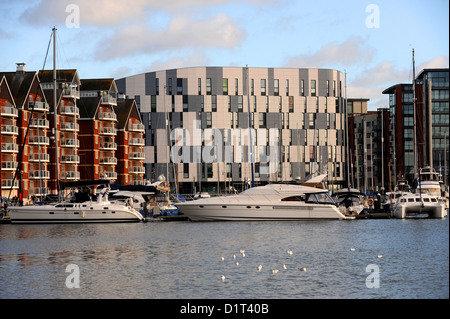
[117,67,347,194]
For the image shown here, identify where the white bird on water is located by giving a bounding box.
[377,254,383,258]
[282,264,287,270]
[272,269,279,274]
[240,249,245,254]
[221,275,226,281]
[232,254,236,259]
[257,265,263,272]
[235,261,239,266]
[350,248,356,251]
[299,267,307,272]
[287,250,293,256]
[221,256,225,261]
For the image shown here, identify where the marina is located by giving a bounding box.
[0,218,447,299]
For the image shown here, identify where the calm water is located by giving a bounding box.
[0,218,448,299]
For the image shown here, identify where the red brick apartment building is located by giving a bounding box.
[1,65,145,202]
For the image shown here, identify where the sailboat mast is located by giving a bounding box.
[246,65,255,187]
[52,27,61,200]
[412,49,417,179]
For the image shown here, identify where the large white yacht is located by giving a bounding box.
[175,183,353,221]
[7,192,143,224]
[391,193,446,219]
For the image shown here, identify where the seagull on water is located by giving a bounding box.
[221,275,226,281]
[377,254,383,258]
[350,248,356,251]
[282,264,287,270]
[235,261,239,266]
[299,267,307,272]
[221,256,225,261]
[257,265,263,272]
[272,269,279,274]
[232,254,236,259]
[287,250,293,256]
[240,249,245,254]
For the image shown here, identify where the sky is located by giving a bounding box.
[0,0,448,110]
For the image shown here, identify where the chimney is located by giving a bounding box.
[16,63,26,74]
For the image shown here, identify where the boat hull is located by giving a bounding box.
[7,205,143,224]
[392,203,447,219]
[176,203,352,221]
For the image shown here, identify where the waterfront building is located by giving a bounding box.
[383,68,449,187]
[116,67,348,194]
[1,64,49,200]
[38,69,81,194]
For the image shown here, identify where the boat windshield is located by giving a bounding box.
[305,192,336,205]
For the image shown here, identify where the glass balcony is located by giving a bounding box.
[60,155,80,163]
[29,136,50,145]
[60,122,79,132]
[98,112,117,121]
[29,187,49,196]
[130,166,145,174]
[129,138,145,146]
[60,105,79,116]
[128,123,145,132]
[1,105,18,117]
[99,157,117,165]
[62,87,80,99]
[1,143,19,153]
[101,94,117,106]
[99,142,117,150]
[61,171,80,180]
[1,125,19,135]
[99,125,117,135]
[100,171,117,180]
[1,179,19,189]
[30,101,50,112]
[1,161,18,171]
[60,139,79,148]
[29,170,50,179]
[30,119,50,129]
[29,153,50,162]
[130,152,145,160]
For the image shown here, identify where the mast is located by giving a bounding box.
[345,71,350,190]
[246,65,255,187]
[52,26,61,200]
[412,49,418,179]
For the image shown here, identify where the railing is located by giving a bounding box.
[1,106,18,117]
[1,125,19,135]
[29,136,50,145]
[1,143,19,152]
[98,112,117,121]
[99,142,117,150]
[60,155,80,163]
[62,87,80,99]
[61,171,80,180]
[130,166,145,174]
[130,152,145,160]
[129,138,145,146]
[1,161,18,170]
[60,139,80,148]
[29,187,50,196]
[29,153,50,162]
[101,94,117,105]
[1,179,19,189]
[29,170,50,179]
[99,157,117,165]
[30,119,50,128]
[128,123,145,132]
[60,122,79,131]
[100,171,117,179]
[30,101,50,112]
[60,105,79,116]
[99,125,117,135]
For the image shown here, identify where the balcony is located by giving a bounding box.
[29,153,50,162]
[60,155,80,163]
[130,152,145,160]
[29,136,50,145]
[1,125,19,135]
[62,87,80,99]
[60,121,79,132]
[60,139,79,148]
[1,143,19,153]
[99,157,117,165]
[101,94,117,106]
[1,161,18,171]
[129,138,145,146]
[30,119,50,129]
[130,166,145,174]
[61,171,80,180]
[1,105,18,117]
[30,101,50,112]
[29,170,50,179]
[29,187,49,196]
[100,171,117,180]
[99,125,117,135]
[60,105,79,116]
[1,179,18,189]
[99,142,117,150]
[98,112,117,121]
[128,123,145,132]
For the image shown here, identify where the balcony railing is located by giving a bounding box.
[128,123,145,132]
[100,171,117,180]
[60,139,79,148]
[29,136,50,145]
[29,187,49,196]
[60,155,80,163]
[30,101,50,112]
[29,153,50,162]
[60,122,79,132]
[30,119,50,129]
[99,157,117,165]
[60,105,79,116]
[98,112,117,121]
[99,142,117,150]
[1,143,19,153]
[1,106,18,117]
[101,94,117,106]
[29,170,50,179]
[62,87,80,99]
[1,161,18,171]
[61,171,80,180]
[1,179,18,189]
[129,138,145,146]
[130,166,145,174]
[99,125,117,135]
[130,152,145,160]
[1,125,19,135]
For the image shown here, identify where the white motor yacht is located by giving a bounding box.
[175,183,353,221]
[391,193,446,219]
[7,192,143,224]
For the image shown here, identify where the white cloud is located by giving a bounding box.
[417,55,449,70]
[95,13,245,60]
[284,36,375,68]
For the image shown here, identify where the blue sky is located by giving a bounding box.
[0,0,448,109]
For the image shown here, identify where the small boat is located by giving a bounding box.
[175,183,354,221]
[332,188,366,216]
[391,193,447,219]
[7,191,143,223]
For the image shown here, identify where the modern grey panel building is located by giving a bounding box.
[116,67,347,194]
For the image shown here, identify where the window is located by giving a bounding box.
[274,79,279,96]
[333,80,336,97]
[223,78,228,95]
[156,78,159,95]
[177,78,183,95]
[151,96,156,112]
[326,80,330,96]
[212,95,217,112]
[206,78,212,95]
[261,79,266,96]
[238,96,243,112]
[183,163,189,178]
[251,79,254,95]
[235,78,239,95]
[301,80,304,96]
[198,78,201,95]
[286,79,289,96]
[168,78,172,95]
[259,113,266,128]
[311,80,316,96]
[206,112,212,128]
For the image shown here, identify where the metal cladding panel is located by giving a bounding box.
[206,67,223,96]
[145,72,156,95]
